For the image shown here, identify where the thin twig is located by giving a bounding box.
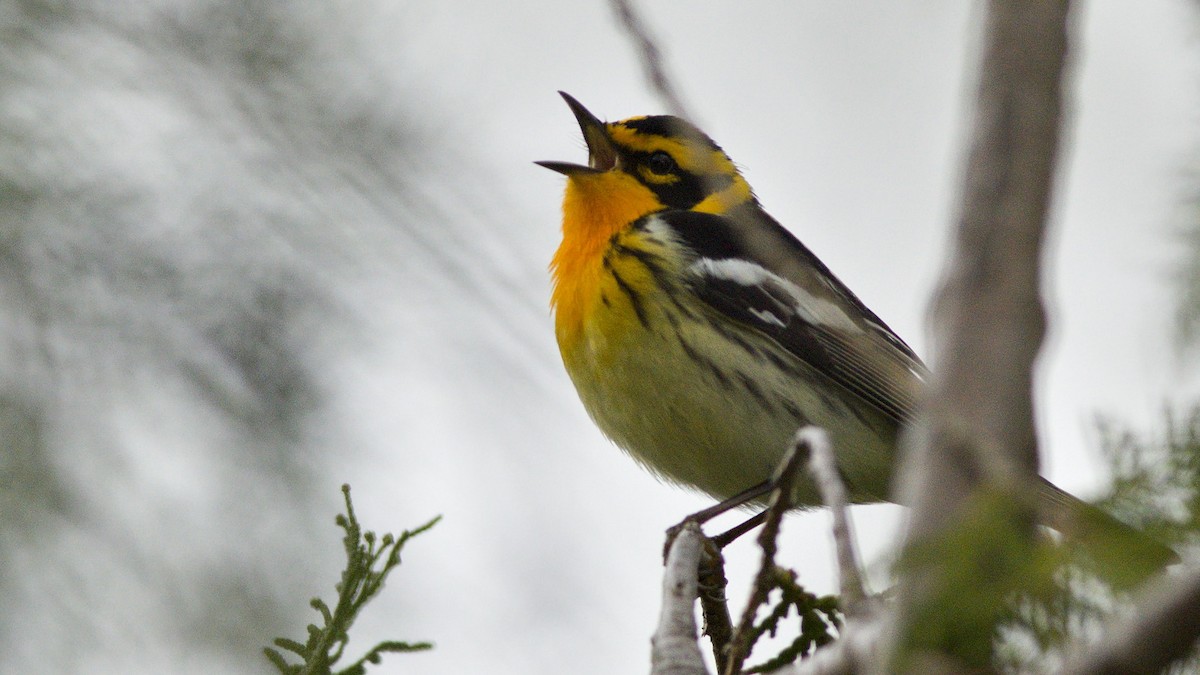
[724,440,806,674]
[800,427,868,615]
[608,0,693,119]
[651,521,709,675]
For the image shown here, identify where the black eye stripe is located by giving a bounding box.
[618,148,736,209]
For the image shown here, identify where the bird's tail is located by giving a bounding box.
[1037,477,1178,589]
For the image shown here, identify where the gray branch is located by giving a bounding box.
[799,427,869,615]
[651,521,709,675]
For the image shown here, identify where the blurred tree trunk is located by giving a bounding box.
[889,0,1068,668]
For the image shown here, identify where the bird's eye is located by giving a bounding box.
[646,151,677,175]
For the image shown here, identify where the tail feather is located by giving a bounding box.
[1037,478,1178,588]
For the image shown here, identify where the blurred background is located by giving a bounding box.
[1,1,1197,673]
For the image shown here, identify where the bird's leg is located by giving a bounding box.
[711,510,768,549]
[688,481,772,524]
[663,481,772,559]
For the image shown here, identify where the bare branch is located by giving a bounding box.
[652,521,709,675]
[724,439,806,674]
[1061,566,1200,675]
[799,427,869,615]
[696,542,734,671]
[608,0,694,119]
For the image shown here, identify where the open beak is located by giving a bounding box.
[535,91,618,176]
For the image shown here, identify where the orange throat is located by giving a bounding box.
[550,171,662,348]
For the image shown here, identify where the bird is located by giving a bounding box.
[537,91,1174,571]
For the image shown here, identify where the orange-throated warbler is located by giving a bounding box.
[538,92,1174,567]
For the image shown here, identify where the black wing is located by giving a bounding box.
[653,208,926,424]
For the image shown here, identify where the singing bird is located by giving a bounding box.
[538,92,1174,570]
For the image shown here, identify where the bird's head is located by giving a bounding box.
[538,92,756,225]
